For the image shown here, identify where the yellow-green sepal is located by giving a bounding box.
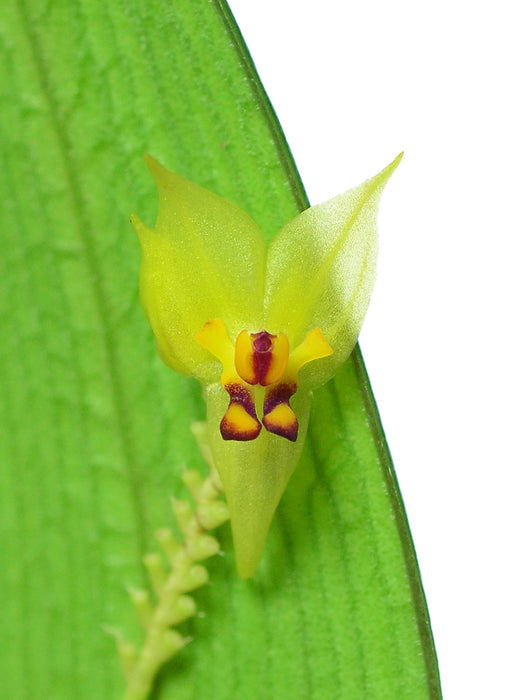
[203,381,312,578]
[132,155,266,382]
[264,153,403,388]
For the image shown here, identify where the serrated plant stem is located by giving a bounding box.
[119,464,229,700]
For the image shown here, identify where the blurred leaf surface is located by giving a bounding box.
[0,0,440,698]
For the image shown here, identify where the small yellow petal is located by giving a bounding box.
[195,318,233,367]
[262,333,289,386]
[233,330,257,384]
[287,328,333,379]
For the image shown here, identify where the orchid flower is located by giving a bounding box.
[132,153,401,577]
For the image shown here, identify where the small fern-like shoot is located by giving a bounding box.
[115,464,229,700]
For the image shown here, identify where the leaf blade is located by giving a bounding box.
[0,0,440,699]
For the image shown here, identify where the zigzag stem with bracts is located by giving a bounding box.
[114,464,229,700]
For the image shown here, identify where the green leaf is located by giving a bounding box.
[0,1,440,700]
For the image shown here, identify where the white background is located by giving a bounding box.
[227,1,524,698]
